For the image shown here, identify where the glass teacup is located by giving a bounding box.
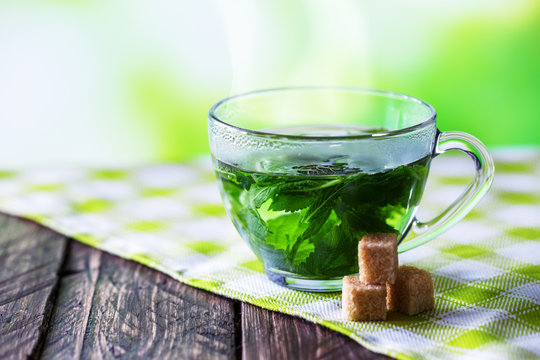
[208,87,494,292]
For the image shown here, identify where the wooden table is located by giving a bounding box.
[0,213,389,359]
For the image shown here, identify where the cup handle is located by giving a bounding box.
[398,131,495,252]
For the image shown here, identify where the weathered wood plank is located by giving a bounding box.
[79,251,239,360]
[1,213,389,360]
[0,214,67,360]
[241,303,391,360]
[41,242,102,360]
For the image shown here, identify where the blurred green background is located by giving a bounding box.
[0,0,539,166]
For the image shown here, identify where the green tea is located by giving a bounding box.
[215,155,431,278]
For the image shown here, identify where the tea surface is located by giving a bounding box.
[215,156,431,278]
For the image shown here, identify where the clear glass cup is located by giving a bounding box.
[208,87,494,292]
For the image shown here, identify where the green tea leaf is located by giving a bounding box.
[246,209,268,242]
[215,155,431,277]
[266,213,313,265]
[249,186,274,208]
[269,191,313,212]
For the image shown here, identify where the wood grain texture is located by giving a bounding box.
[0,213,389,360]
[0,215,67,360]
[79,251,238,360]
[41,242,102,360]
[241,303,391,360]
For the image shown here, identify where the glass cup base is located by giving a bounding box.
[265,267,354,292]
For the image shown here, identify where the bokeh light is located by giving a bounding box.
[0,0,538,167]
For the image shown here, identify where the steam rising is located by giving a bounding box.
[218,0,372,96]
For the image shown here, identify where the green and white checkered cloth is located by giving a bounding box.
[0,149,539,359]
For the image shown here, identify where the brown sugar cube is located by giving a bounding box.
[358,233,398,285]
[342,276,387,321]
[387,265,434,315]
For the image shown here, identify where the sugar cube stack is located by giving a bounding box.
[342,233,398,321]
[387,265,434,315]
[342,233,434,321]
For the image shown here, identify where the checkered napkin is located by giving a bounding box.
[0,149,538,360]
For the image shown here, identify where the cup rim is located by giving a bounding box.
[208,86,437,141]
